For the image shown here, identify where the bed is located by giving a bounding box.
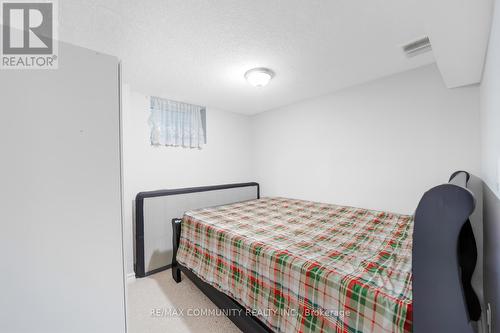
[136,171,480,333]
[175,197,413,333]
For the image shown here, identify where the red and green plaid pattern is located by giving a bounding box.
[176,197,413,333]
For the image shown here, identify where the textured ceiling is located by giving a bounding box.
[59,0,435,114]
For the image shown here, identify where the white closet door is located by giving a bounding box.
[0,42,126,333]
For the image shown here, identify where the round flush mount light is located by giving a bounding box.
[244,67,274,87]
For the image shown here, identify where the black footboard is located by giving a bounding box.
[413,171,479,333]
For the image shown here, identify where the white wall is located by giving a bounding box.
[123,64,483,276]
[252,64,481,214]
[122,87,253,275]
[480,0,500,198]
[0,43,126,333]
[480,1,500,332]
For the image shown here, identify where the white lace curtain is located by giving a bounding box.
[149,96,206,149]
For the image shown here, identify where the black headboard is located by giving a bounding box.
[135,182,260,277]
[413,171,480,333]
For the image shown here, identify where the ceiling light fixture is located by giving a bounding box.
[244,67,274,87]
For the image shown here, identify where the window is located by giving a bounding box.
[149,96,206,149]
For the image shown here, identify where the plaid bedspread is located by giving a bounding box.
[176,197,413,333]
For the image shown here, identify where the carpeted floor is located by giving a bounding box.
[127,270,241,333]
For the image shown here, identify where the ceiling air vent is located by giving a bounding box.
[402,36,432,57]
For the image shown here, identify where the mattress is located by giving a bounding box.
[176,197,413,333]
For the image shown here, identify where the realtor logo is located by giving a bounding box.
[1,0,58,69]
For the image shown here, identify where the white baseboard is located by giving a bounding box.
[126,272,136,281]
